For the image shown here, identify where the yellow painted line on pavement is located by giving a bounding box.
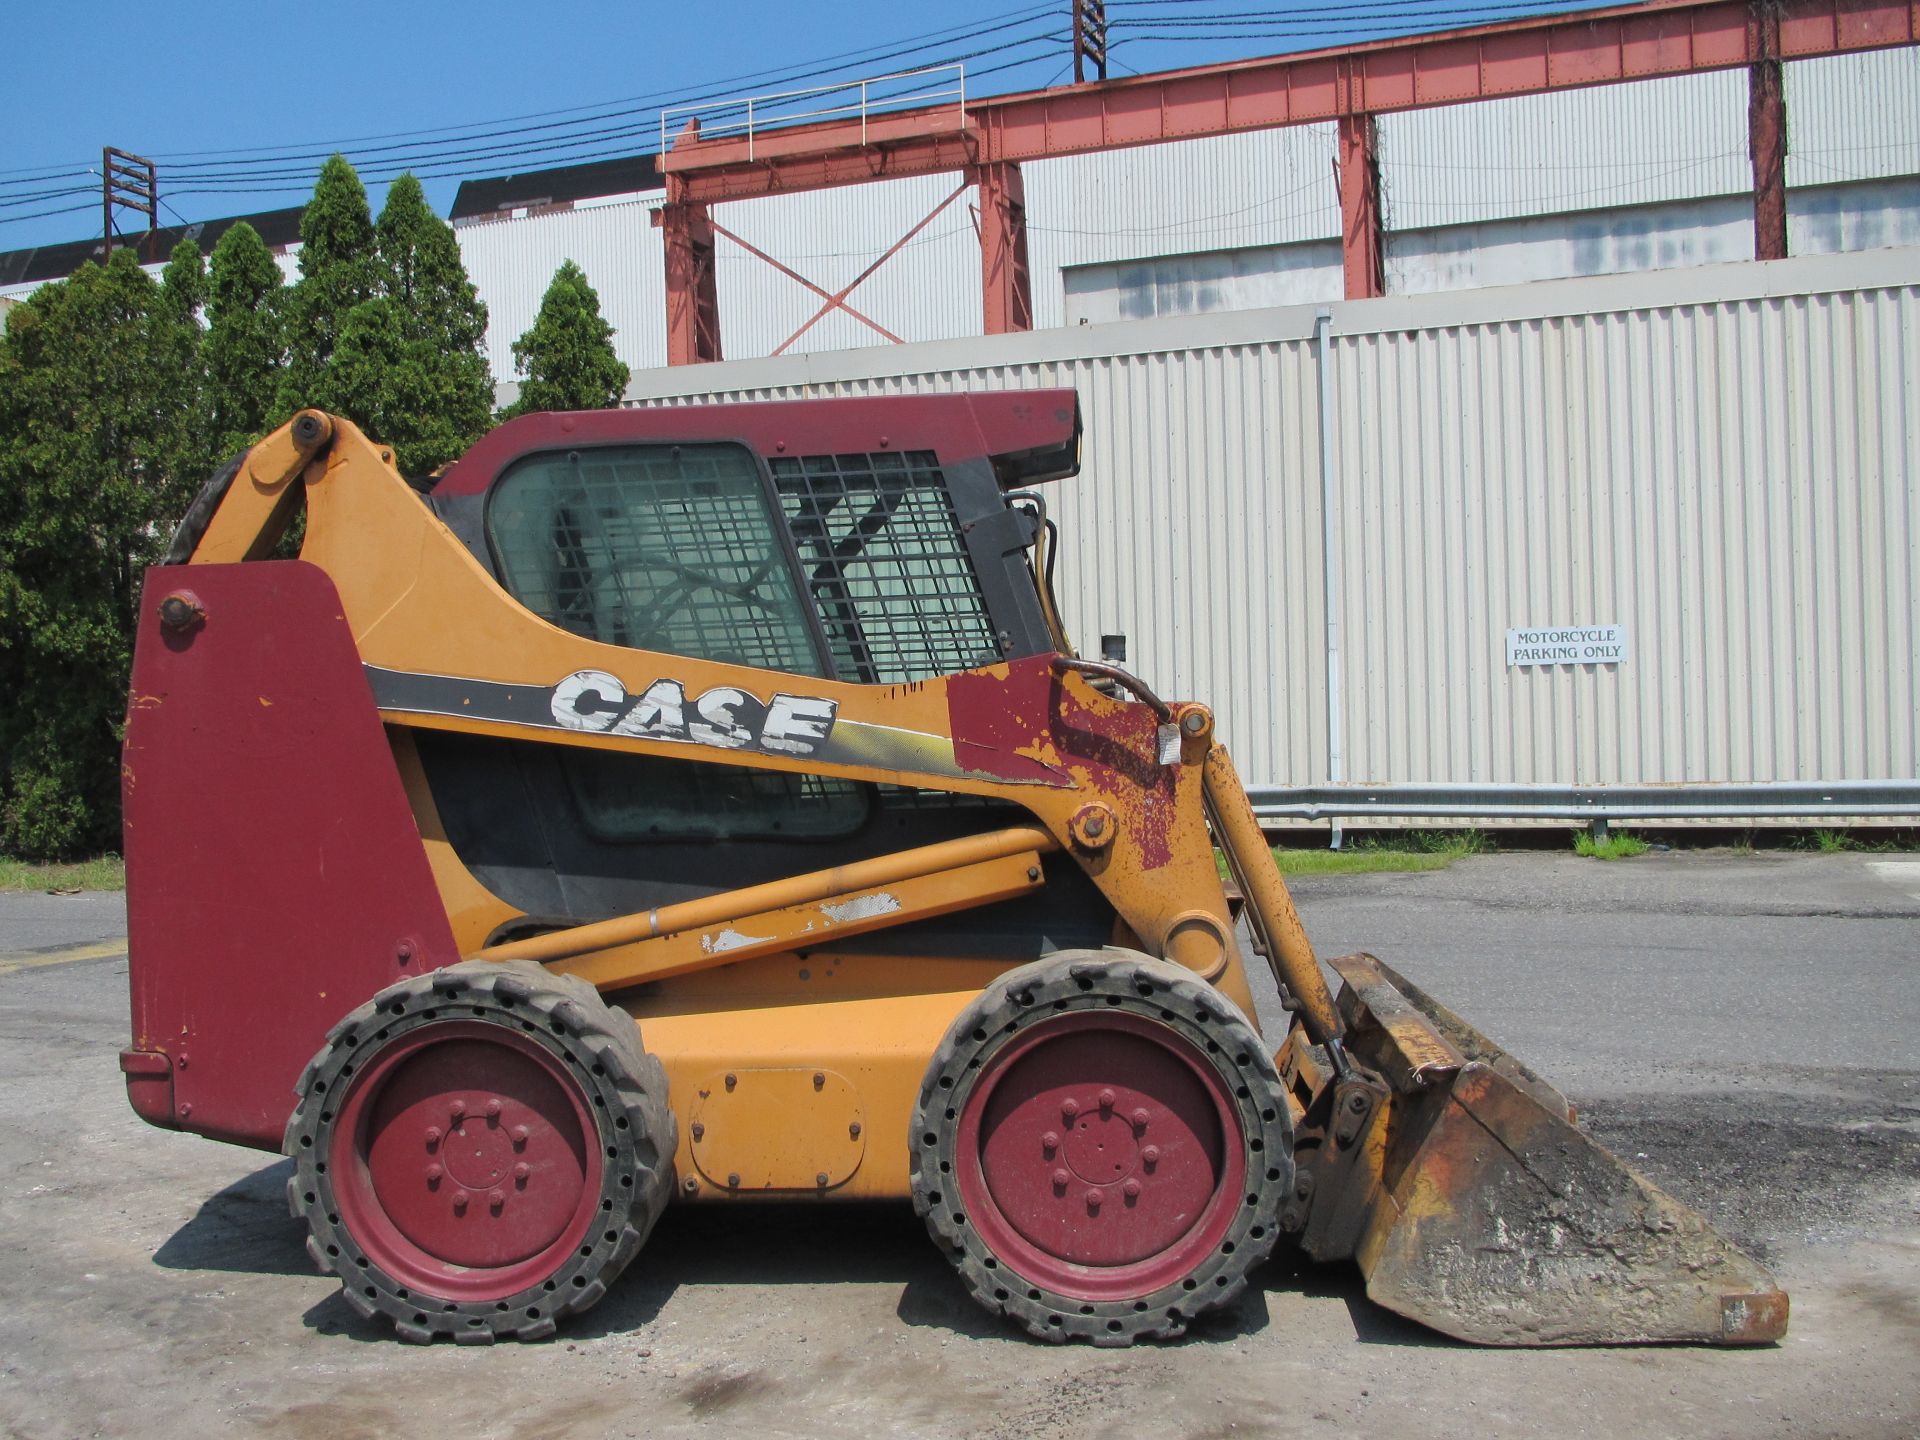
[0,938,129,976]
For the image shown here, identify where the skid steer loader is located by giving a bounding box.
[119,394,1786,1347]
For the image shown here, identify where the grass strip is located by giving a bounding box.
[0,855,127,893]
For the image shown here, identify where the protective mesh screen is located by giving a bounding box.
[489,443,824,675]
[770,450,999,684]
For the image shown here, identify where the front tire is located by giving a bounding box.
[285,960,674,1342]
[912,949,1292,1345]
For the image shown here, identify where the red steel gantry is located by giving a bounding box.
[654,0,1919,364]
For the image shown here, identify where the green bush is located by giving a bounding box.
[0,250,202,857]
[0,158,542,858]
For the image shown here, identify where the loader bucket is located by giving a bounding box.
[1304,954,1789,1347]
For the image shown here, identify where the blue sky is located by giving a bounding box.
[2,0,1585,251]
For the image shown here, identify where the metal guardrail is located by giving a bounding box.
[1246,781,1920,823]
[660,64,967,163]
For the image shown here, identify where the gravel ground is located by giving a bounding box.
[1,852,1915,1440]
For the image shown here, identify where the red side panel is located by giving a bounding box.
[122,561,459,1151]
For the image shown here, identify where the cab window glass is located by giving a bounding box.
[489,443,824,675]
[489,443,861,839]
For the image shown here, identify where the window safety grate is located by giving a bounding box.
[770,450,1000,684]
[490,443,824,675]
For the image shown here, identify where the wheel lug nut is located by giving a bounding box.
[426,1164,443,1184]
[511,1125,530,1147]
[1051,1168,1070,1189]
[423,1126,442,1149]
[486,1098,503,1119]
[449,1100,466,1120]
[1061,1099,1080,1120]
[1142,1145,1160,1167]
[1123,1178,1142,1200]
[488,1188,505,1209]
[1131,1108,1150,1131]
[514,1162,531,1183]
[452,1191,469,1213]
[1084,1189,1102,1212]
[1098,1088,1115,1111]
[1041,1130,1060,1152]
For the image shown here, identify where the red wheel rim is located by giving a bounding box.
[330,1022,603,1301]
[953,1010,1246,1302]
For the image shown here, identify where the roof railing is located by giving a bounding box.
[660,64,967,163]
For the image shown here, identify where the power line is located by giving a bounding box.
[1,7,1066,219]
[158,31,1067,195]
[0,161,98,183]
[155,12,1061,180]
[2,1,1647,235]
[0,200,99,226]
[155,28,1064,189]
[149,3,1061,165]
[0,168,97,194]
[1104,0,1607,42]
[0,185,98,211]
[1111,0,1593,9]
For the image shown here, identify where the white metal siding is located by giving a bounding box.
[1786,48,1920,189]
[449,49,1912,374]
[621,248,1920,796]
[627,337,1329,786]
[1378,71,1753,230]
[712,174,983,356]
[457,199,668,379]
[1024,126,1342,329]
[1327,282,1920,786]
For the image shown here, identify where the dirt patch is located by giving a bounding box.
[1575,1069,1920,1260]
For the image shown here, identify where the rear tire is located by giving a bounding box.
[285,960,674,1343]
[912,949,1292,1345]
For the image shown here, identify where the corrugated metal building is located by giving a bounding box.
[4,40,1913,826]
[612,248,1920,820]
[454,50,1919,379]
[6,50,1915,377]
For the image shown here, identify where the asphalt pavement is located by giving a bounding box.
[0,851,1915,1439]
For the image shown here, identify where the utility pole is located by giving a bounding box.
[101,148,158,258]
[1072,0,1108,83]
[1747,0,1788,260]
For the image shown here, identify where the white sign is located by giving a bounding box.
[1505,624,1629,667]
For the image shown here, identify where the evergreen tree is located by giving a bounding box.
[276,155,380,418]
[327,296,409,448]
[157,238,213,482]
[502,260,631,418]
[367,173,493,474]
[204,221,287,458]
[0,252,200,856]
[159,237,208,326]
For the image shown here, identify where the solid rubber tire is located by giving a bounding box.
[284,959,674,1343]
[911,948,1292,1346]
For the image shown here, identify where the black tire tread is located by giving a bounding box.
[283,959,674,1344]
[911,948,1292,1347]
